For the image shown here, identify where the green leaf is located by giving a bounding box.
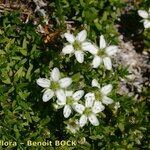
[0,50,6,54]
[26,63,33,81]
[0,36,9,43]
[4,38,15,52]
[22,37,27,49]
[89,135,103,140]
[2,77,11,84]
[102,12,108,21]
[14,66,24,77]
[18,91,26,100]
[0,29,4,35]
[79,0,85,7]
[19,48,27,56]
[14,125,20,139]
[12,56,22,60]
[32,116,40,122]
[24,112,32,123]
[8,86,15,93]
[83,7,98,22]
[118,123,124,132]
[72,72,82,82]
[94,19,102,30]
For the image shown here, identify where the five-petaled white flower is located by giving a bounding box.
[138,9,150,29]
[56,90,84,118]
[62,30,91,63]
[73,93,105,127]
[36,67,72,102]
[83,35,118,70]
[92,79,114,105]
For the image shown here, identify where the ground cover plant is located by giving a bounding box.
[0,0,149,150]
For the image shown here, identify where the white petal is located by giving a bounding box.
[103,57,112,70]
[79,115,88,127]
[56,100,66,106]
[138,10,148,19]
[42,89,54,102]
[62,44,74,54]
[55,89,66,102]
[85,93,95,108]
[92,101,105,113]
[73,90,84,101]
[76,30,87,42]
[144,20,150,29]
[63,105,72,118]
[82,42,98,54]
[65,91,73,97]
[51,67,60,82]
[73,103,85,114]
[88,114,99,126]
[114,102,120,110]
[92,56,102,68]
[36,78,50,88]
[92,79,100,88]
[102,96,114,105]
[75,51,84,63]
[59,77,72,88]
[100,35,106,49]
[64,33,75,43]
[106,46,118,56]
[101,84,112,95]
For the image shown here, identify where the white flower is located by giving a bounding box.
[56,90,84,118]
[92,79,114,105]
[87,35,118,70]
[66,119,80,134]
[138,9,150,29]
[62,30,93,63]
[36,68,72,102]
[74,93,104,127]
[114,102,120,110]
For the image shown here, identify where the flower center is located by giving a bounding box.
[98,49,106,57]
[51,81,60,90]
[84,108,92,116]
[95,91,103,101]
[66,96,74,105]
[73,40,81,50]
